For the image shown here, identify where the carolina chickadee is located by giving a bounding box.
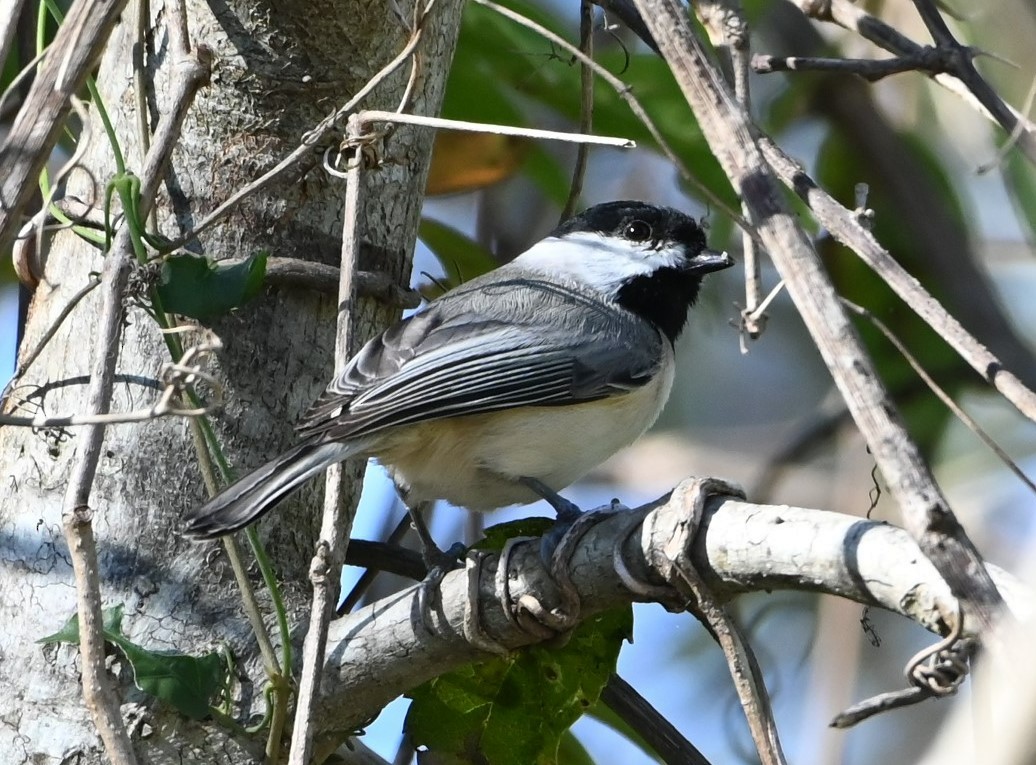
[184,201,732,539]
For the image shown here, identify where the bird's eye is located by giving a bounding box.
[623,220,652,241]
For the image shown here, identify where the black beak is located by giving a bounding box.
[688,248,735,275]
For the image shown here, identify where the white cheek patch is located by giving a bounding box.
[514,232,685,298]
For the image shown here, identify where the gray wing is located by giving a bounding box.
[296,273,665,441]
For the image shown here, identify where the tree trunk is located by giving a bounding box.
[0,0,460,761]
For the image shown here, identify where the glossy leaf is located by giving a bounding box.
[156,251,267,320]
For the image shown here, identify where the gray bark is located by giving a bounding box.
[0,0,461,761]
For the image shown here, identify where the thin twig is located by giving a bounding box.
[794,0,1036,165]
[758,137,1036,424]
[601,674,713,765]
[0,0,132,257]
[645,478,787,765]
[559,0,595,222]
[752,52,942,82]
[843,299,1036,496]
[288,111,369,765]
[160,15,433,252]
[1,273,100,405]
[60,251,139,765]
[256,257,421,308]
[472,0,747,230]
[698,0,767,342]
[356,109,633,147]
[1,342,222,427]
[54,25,211,765]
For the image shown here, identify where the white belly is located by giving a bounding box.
[370,345,675,511]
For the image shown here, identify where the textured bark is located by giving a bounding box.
[0,0,461,761]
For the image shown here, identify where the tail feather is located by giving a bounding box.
[184,440,358,539]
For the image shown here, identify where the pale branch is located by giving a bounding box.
[355,109,634,148]
[0,0,132,257]
[792,0,1036,164]
[758,137,1036,424]
[311,487,1029,734]
[55,33,211,765]
[632,0,1004,635]
[289,111,370,765]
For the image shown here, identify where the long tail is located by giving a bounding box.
[183,439,358,539]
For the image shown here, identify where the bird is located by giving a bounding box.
[184,200,733,540]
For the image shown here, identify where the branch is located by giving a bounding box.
[289,111,369,765]
[312,485,1028,734]
[0,0,132,257]
[57,37,210,765]
[631,0,1005,635]
[757,138,1036,423]
[792,0,1036,164]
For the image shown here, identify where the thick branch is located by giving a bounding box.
[312,489,1027,733]
[631,0,1004,633]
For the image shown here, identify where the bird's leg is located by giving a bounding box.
[513,476,630,635]
[396,494,466,634]
[519,476,582,522]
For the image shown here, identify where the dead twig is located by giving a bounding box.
[559,0,595,223]
[790,0,1036,165]
[55,29,211,765]
[632,0,1005,637]
[843,299,1036,496]
[473,0,746,230]
[0,0,132,258]
[645,478,787,765]
[287,108,380,765]
[758,138,1036,424]
[1,342,222,428]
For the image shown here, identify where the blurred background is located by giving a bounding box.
[4,0,1036,762]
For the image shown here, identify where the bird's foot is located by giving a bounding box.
[415,540,467,635]
[499,498,630,642]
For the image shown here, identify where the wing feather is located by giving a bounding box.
[296,273,664,441]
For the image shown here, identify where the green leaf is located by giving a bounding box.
[38,603,125,645]
[474,517,556,552]
[156,251,267,319]
[39,604,223,720]
[419,219,499,287]
[405,607,633,765]
[106,635,224,720]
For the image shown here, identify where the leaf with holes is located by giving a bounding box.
[405,607,632,764]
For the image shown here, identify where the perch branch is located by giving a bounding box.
[311,485,1028,734]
